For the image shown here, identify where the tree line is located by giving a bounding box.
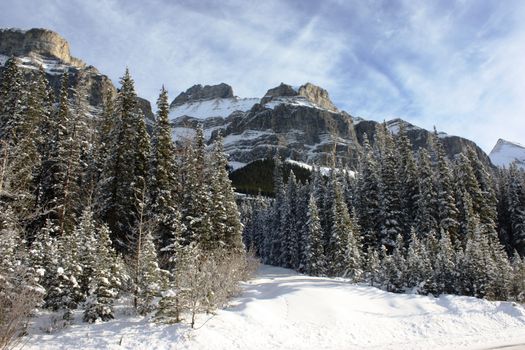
[0,58,250,347]
[242,123,525,301]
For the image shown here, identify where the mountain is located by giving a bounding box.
[170,82,492,170]
[489,139,525,169]
[0,27,493,171]
[0,28,153,120]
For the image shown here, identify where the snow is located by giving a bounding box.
[169,97,259,120]
[264,96,327,111]
[489,139,525,169]
[223,130,273,146]
[23,265,525,350]
[285,159,356,177]
[229,161,247,170]
[0,53,69,74]
[0,54,8,66]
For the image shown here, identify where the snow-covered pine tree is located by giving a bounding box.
[37,72,82,234]
[329,177,360,277]
[295,183,310,272]
[375,123,403,249]
[149,87,183,250]
[98,69,151,251]
[395,122,419,235]
[156,220,187,324]
[467,147,498,238]
[83,223,121,322]
[268,155,285,265]
[304,193,325,276]
[432,229,457,295]
[281,171,298,268]
[381,234,406,292]
[510,252,525,302]
[130,186,165,314]
[365,247,381,286]
[355,134,381,251]
[506,164,525,256]
[405,229,433,294]
[208,134,244,253]
[0,208,44,345]
[0,57,24,143]
[414,149,438,237]
[431,130,460,242]
[181,125,213,249]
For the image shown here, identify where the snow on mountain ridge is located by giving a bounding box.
[169,97,260,120]
[489,138,525,169]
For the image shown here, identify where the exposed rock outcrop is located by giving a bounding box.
[170,83,234,107]
[0,28,84,67]
[0,28,153,118]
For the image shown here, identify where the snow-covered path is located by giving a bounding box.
[25,265,525,350]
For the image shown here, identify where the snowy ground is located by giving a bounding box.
[23,265,525,350]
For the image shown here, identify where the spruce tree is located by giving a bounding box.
[84,224,121,322]
[208,134,244,252]
[99,69,151,251]
[149,87,183,248]
[431,131,460,241]
[304,194,325,276]
[414,149,438,237]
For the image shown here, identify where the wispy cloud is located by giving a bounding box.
[0,0,524,151]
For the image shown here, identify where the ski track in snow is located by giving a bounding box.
[23,265,525,350]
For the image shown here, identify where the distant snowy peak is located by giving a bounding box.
[489,139,525,169]
[169,96,260,119]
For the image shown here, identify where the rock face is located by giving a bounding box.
[260,82,338,112]
[171,83,493,169]
[297,83,338,112]
[0,27,153,118]
[0,28,84,67]
[489,139,525,169]
[170,83,234,107]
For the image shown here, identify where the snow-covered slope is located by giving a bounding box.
[169,97,259,119]
[24,265,525,350]
[490,139,525,169]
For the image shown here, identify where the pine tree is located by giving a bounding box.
[131,188,165,314]
[355,134,380,250]
[208,134,244,252]
[179,125,213,249]
[99,69,151,251]
[396,122,419,235]
[431,131,460,241]
[432,230,457,294]
[510,252,525,302]
[304,194,325,276]
[83,223,121,322]
[405,229,433,293]
[376,123,403,248]
[281,171,299,268]
[0,57,24,143]
[268,155,285,265]
[414,149,438,237]
[507,164,525,256]
[467,147,498,238]
[149,87,183,249]
[37,72,82,234]
[381,235,406,292]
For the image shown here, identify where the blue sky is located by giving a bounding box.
[1,0,524,152]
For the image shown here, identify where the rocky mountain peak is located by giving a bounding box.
[297,83,338,112]
[489,138,525,169]
[0,28,85,67]
[170,83,234,107]
[261,82,338,112]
